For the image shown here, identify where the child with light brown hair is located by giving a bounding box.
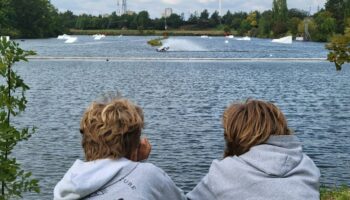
[187,99,320,200]
[54,97,186,200]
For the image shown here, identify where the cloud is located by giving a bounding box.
[161,0,182,5]
[196,0,216,4]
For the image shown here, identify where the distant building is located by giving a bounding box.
[125,10,135,15]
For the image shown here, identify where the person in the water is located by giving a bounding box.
[54,97,186,200]
[187,99,320,200]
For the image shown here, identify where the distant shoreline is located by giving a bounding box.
[70,29,235,37]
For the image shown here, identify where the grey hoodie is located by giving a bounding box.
[187,135,320,200]
[54,158,186,200]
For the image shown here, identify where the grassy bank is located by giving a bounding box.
[321,186,350,200]
[70,29,226,36]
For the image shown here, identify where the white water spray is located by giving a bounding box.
[161,38,206,51]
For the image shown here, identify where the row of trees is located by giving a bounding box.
[0,0,349,42]
[57,0,349,42]
[0,0,62,38]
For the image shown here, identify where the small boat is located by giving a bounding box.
[272,36,292,44]
[235,36,251,41]
[65,36,78,43]
[226,35,234,39]
[57,34,70,40]
[200,35,209,38]
[156,46,170,52]
[296,37,304,41]
[92,34,106,40]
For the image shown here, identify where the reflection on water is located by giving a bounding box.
[10,37,350,199]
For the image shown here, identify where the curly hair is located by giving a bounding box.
[223,99,291,157]
[80,98,144,161]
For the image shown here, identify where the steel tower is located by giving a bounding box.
[117,0,120,15]
[122,0,127,15]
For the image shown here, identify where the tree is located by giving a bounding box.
[272,0,288,22]
[0,0,19,37]
[231,12,248,30]
[239,19,252,35]
[258,10,273,37]
[200,9,209,20]
[209,11,220,27]
[9,0,62,38]
[222,11,233,26]
[130,14,138,30]
[0,38,40,199]
[152,18,164,30]
[313,11,336,42]
[137,11,151,30]
[75,14,92,29]
[272,21,288,36]
[272,0,280,21]
[325,0,346,33]
[223,25,231,34]
[288,17,302,36]
[326,19,350,70]
[288,8,308,19]
[346,0,350,19]
[108,12,120,29]
[247,11,259,27]
[197,9,210,28]
[188,13,198,25]
[58,10,76,30]
[272,0,288,36]
[167,14,183,29]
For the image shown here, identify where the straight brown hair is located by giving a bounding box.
[223,99,291,157]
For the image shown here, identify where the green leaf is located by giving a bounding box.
[0,36,40,199]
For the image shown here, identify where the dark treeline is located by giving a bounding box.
[0,0,349,41]
[0,0,62,38]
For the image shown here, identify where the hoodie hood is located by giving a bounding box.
[187,135,320,200]
[54,158,132,200]
[240,135,303,176]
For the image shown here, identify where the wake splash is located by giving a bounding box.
[161,38,206,51]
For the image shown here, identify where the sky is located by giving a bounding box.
[50,0,327,18]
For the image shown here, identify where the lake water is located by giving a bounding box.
[10,36,350,199]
